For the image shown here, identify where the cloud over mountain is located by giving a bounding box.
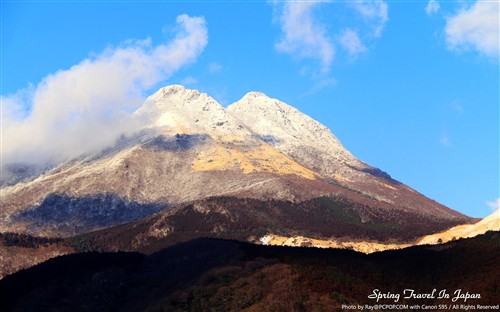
[2,14,208,168]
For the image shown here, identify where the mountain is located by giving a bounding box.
[0,85,468,240]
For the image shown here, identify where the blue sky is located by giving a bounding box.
[1,0,498,217]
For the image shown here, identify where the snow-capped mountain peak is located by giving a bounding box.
[227,91,360,174]
[135,85,245,137]
[241,91,269,99]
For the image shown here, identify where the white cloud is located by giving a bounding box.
[445,1,499,57]
[486,198,500,211]
[274,1,334,72]
[351,0,388,38]
[425,0,440,15]
[272,0,389,91]
[208,62,223,73]
[339,29,367,56]
[2,14,208,167]
[273,0,389,73]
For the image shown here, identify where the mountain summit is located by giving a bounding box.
[228,91,354,163]
[136,85,246,137]
[228,91,361,176]
[1,85,468,240]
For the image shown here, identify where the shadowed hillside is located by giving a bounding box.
[1,231,498,312]
[66,196,468,255]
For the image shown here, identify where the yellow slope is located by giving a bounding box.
[192,138,319,180]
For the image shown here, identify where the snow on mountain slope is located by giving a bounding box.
[228,92,358,162]
[227,91,464,218]
[227,92,363,177]
[226,91,403,189]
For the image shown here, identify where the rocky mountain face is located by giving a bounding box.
[227,92,454,217]
[0,85,469,239]
[227,91,360,173]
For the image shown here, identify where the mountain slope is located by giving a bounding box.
[64,196,468,257]
[418,210,500,245]
[227,92,359,170]
[227,92,460,217]
[0,85,469,238]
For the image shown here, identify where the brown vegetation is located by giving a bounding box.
[68,196,468,256]
[1,232,498,311]
[0,233,72,279]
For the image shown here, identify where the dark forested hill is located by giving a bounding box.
[1,231,499,312]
